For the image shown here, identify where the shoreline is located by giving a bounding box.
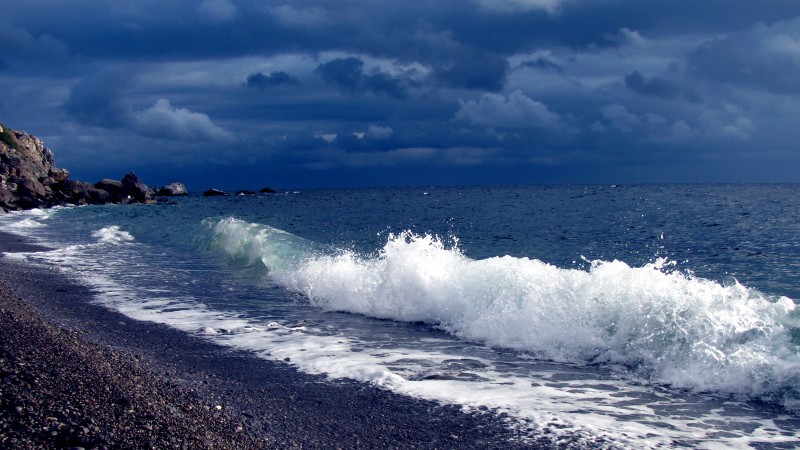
[0,231,543,449]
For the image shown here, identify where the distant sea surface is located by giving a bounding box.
[3,184,800,448]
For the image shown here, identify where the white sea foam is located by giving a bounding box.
[91,226,135,244]
[206,220,800,410]
[26,257,658,447]
[68,257,800,448]
[7,217,47,229]
[0,207,59,231]
[18,207,58,219]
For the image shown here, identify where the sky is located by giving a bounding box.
[2,0,800,190]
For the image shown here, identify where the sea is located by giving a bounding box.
[2,184,800,448]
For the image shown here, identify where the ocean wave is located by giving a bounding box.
[198,217,318,272]
[91,226,135,244]
[202,218,800,410]
[0,206,60,230]
[7,217,47,229]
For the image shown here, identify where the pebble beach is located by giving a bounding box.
[0,231,536,449]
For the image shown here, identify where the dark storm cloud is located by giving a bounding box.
[315,57,409,99]
[316,58,367,92]
[689,17,800,95]
[61,71,233,143]
[520,58,564,73]
[62,72,132,128]
[624,71,681,100]
[244,71,301,89]
[3,0,800,187]
[6,1,800,64]
[0,17,69,65]
[434,52,509,92]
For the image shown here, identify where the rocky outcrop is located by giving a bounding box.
[203,189,229,197]
[0,124,167,212]
[1,124,69,210]
[158,182,188,196]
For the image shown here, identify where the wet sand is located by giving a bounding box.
[0,231,547,449]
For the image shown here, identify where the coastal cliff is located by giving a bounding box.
[0,124,163,212]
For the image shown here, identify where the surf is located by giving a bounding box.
[203,217,800,411]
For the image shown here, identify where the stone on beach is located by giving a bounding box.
[0,231,534,449]
[0,263,265,449]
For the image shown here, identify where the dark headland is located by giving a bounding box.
[0,123,270,212]
[0,123,184,212]
[0,125,557,448]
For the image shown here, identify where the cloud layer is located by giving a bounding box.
[2,0,800,188]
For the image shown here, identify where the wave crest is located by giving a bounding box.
[91,226,135,244]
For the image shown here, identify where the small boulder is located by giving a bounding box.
[39,176,57,188]
[62,180,111,205]
[15,196,41,210]
[157,182,188,196]
[48,167,69,184]
[95,179,124,201]
[86,187,112,205]
[121,172,152,203]
[203,188,229,197]
[0,184,18,210]
[259,187,277,193]
[17,178,48,199]
[61,179,92,197]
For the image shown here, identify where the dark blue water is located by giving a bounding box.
[3,184,800,448]
[158,184,800,298]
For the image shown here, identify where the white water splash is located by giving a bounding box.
[91,226,135,244]
[207,220,800,409]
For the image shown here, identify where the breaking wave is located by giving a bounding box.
[204,218,800,409]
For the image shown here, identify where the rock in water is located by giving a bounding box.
[259,187,277,193]
[63,180,111,206]
[157,182,188,196]
[121,172,153,203]
[94,179,124,201]
[203,189,229,197]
